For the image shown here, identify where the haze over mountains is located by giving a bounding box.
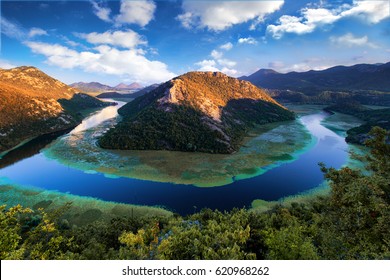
[99,72,294,154]
[242,62,390,92]
[96,84,160,99]
[241,62,390,105]
[0,66,110,152]
[70,81,143,94]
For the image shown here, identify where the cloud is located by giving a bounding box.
[220,42,233,51]
[177,0,284,31]
[91,1,112,22]
[330,33,378,48]
[28,28,48,38]
[211,50,223,59]
[25,41,175,84]
[220,67,238,76]
[217,58,236,68]
[0,17,25,40]
[0,59,17,69]
[268,61,285,70]
[267,0,390,39]
[115,0,156,27]
[1,17,48,40]
[340,0,390,24]
[238,37,258,45]
[195,59,237,75]
[195,48,238,76]
[195,59,219,71]
[77,30,147,49]
[268,58,335,73]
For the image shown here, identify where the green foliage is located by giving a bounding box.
[0,205,32,259]
[157,209,255,260]
[2,128,390,259]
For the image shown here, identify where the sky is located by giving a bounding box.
[0,0,389,86]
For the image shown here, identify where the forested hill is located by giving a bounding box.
[99,71,294,154]
[241,62,390,105]
[242,62,390,92]
[0,66,110,152]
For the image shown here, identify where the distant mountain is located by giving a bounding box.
[242,62,390,105]
[127,82,143,90]
[71,81,144,93]
[0,66,110,152]
[128,83,159,98]
[114,83,129,89]
[99,72,294,154]
[70,82,114,94]
[243,62,390,92]
[97,84,159,99]
[113,82,143,90]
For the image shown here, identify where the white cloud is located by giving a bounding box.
[1,17,49,41]
[330,33,378,48]
[25,41,175,84]
[91,1,112,22]
[115,0,156,27]
[217,58,236,68]
[268,58,336,73]
[77,30,147,49]
[220,42,233,51]
[238,37,258,45]
[28,27,47,38]
[0,59,17,69]
[195,59,219,71]
[340,0,390,24]
[268,61,285,70]
[221,67,238,76]
[195,52,238,76]
[177,0,284,31]
[176,12,193,29]
[0,17,25,40]
[267,0,390,39]
[211,50,223,59]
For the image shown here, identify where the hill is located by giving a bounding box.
[114,82,143,90]
[324,102,390,144]
[99,72,294,154]
[70,82,114,94]
[97,84,159,100]
[242,62,390,105]
[0,66,110,152]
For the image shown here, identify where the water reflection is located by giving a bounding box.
[71,100,125,134]
[42,109,313,187]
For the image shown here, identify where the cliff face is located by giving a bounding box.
[0,66,108,152]
[99,71,295,154]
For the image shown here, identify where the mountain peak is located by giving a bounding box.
[155,71,280,121]
[99,71,294,154]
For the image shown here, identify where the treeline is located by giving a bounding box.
[325,102,390,144]
[99,100,294,154]
[1,127,389,260]
[270,89,390,106]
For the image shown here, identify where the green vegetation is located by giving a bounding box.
[99,72,295,154]
[45,115,311,187]
[1,127,389,259]
[100,101,294,154]
[325,102,390,144]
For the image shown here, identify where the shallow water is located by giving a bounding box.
[0,103,363,215]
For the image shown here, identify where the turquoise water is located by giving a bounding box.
[0,103,363,215]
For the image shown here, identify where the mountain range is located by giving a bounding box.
[0,66,110,153]
[70,81,143,94]
[241,62,390,105]
[96,84,160,99]
[99,71,294,154]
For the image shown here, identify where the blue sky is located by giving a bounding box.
[1,0,389,86]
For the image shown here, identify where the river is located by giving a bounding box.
[0,102,363,215]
